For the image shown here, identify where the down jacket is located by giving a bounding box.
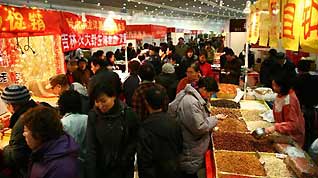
[168,84,218,174]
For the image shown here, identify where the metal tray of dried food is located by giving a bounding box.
[213,150,267,178]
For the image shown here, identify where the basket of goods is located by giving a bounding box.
[216,84,238,99]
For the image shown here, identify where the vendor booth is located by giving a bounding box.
[0,4,126,145]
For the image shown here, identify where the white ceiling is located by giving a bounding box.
[3,0,254,20]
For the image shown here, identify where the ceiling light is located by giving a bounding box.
[145,6,148,9]
[134,5,137,7]
[123,3,126,6]
[201,1,204,4]
[45,0,48,3]
[199,7,201,9]
[194,0,196,2]
[138,2,141,4]
[186,3,188,5]
[193,5,195,7]
[81,0,84,2]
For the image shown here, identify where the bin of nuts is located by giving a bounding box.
[215,151,267,176]
[213,132,276,153]
[210,107,242,119]
[216,118,248,133]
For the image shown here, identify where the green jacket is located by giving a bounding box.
[3,100,37,178]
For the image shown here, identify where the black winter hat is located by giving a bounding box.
[1,85,31,104]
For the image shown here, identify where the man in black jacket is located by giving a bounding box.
[0,85,37,178]
[260,49,277,88]
[137,87,183,178]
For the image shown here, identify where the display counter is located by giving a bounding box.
[208,99,318,178]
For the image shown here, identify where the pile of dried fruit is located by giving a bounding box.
[213,132,276,153]
[216,118,248,133]
[215,151,267,176]
[210,107,242,119]
[211,99,241,109]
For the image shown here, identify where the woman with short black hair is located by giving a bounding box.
[86,83,139,178]
[22,106,79,178]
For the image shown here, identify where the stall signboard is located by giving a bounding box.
[60,12,126,51]
[126,25,167,40]
[0,5,127,52]
[281,0,303,51]
[300,0,318,53]
[0,5,61,38]
[269,0,280,48]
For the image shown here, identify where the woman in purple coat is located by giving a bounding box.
[22,106,80,178]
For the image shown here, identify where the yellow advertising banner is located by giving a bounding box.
[269,0,280,48]
[300,0,318,53]
[259,13,270,46]
[259,0,270,46]
[249,3,261,44]
[281,0,303,51]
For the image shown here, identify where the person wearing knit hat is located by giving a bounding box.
[155,63,179,102]
[1,85,31,104]
[0,85,37,178]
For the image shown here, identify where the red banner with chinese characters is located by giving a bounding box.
[0,5,61,38]
[60,12,126,51]
[126,25,167,40]
[0,5,127,52]
[60,12,125,35]
[300,0,318,53]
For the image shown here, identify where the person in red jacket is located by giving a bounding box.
[265,76,305,147]
[198,50,214,78]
